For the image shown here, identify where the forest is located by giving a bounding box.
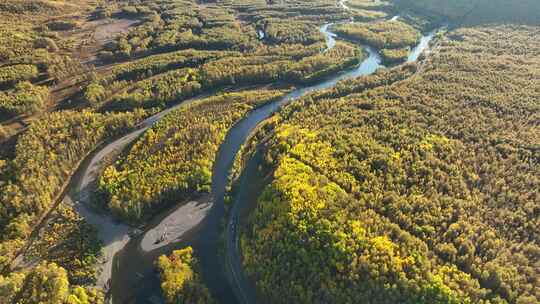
[240,24,540,304]
[0,0,538,303]
[97,89,286,222]
[0,110,143,275]
[96,41,360,112]
[0,0,358,301]
[394,0,540,25]
[333,20,420,63]
[0,261,104,304]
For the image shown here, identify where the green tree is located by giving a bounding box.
[157,247,214,304]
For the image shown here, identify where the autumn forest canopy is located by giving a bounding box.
[0,0,538,303]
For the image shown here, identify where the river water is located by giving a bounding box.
[105,17,437,304]
[218,24,435,304]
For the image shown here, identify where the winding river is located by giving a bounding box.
[60,4,437,304]
[221,25,435,304]
[109,26,435,304]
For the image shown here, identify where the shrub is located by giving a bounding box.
[0,81,48,116]
[34,37,59,52]
[47,20,78,31]
[84,82,106,105]
[380,47,409,64]
[0,64,39,86]
[0,125,8,141]
[94,7,113,19]
[97,51,114,63]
